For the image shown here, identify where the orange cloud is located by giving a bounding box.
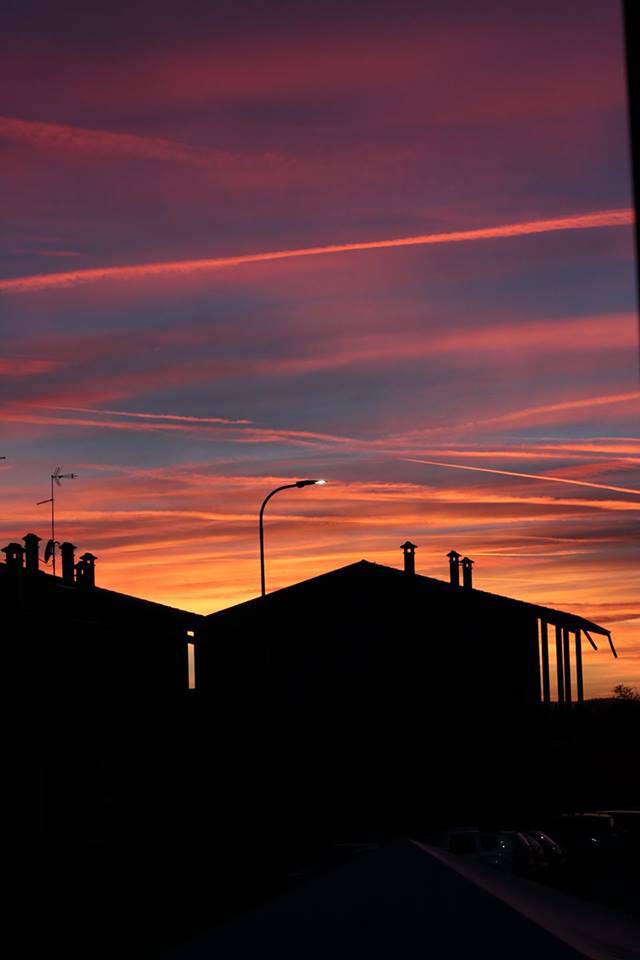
[1,465,635,695]
[395,391,640,441]
[533,439,640,457]
[0,208,632,295]
[469,391,640,429]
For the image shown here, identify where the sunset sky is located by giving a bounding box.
[1,0,638,695]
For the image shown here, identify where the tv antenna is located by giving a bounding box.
[37,466,77,577]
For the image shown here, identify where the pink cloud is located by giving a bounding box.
[1,208,631,295]
[0,357,62,376]
[0,115,310,190]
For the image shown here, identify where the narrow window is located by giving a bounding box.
[187,630,196,690]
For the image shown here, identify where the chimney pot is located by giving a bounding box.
[400,541,417,575]
[2,542,25,571]
[23,533,41,574]
[60,542,76,585]
[447,550,461,587]
[461,556,474,589]
[76,552,97,588]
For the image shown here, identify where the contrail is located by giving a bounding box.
[404,457,640,497]
[0,208,632,294]
[42,405,252,425]
[469,390,640,427]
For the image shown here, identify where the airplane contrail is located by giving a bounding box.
[42,405,252,425]
[404,457,640,497]
[0,208,632,294]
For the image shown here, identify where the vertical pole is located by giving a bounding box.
[540,621,550,703]
[563,627,572,705]
[51,475,56,577]
[259,502,266,596]
[555,624,564,703]
[575,630,584,703]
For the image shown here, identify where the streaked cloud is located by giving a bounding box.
[0,208,632,295]
[0,357,62,376]
[404,457,640,498]
[45,405,252,425]
[0,114,302,189]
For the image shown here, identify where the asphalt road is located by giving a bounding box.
[162,840,600,959]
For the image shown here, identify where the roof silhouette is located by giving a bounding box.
[0,557,197,618]
[206,559,611,639]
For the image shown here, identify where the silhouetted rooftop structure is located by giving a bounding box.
[206,557,611,642]
[200,546,615,715]
[0,533,618,855]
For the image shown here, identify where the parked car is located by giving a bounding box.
[519,831,550,872]
[432,827,498,856]
[595,810,640,852]
[541,813,617,862]
[432,827,540,876]
[525,829,566,873]
[596,810,640,837]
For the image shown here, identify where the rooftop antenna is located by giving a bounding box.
[37,466,77,577]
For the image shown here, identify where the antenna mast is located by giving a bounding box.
[37,466,78,576]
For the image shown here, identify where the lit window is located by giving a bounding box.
[187,641,196,690]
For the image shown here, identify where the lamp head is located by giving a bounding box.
[295,479,327,487]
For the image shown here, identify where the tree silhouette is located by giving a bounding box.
[612,683,640,701]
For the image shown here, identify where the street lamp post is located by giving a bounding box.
[259,479,326,596]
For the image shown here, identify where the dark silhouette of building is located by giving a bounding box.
[1,533,616,852]
[198,542,614,714]
[192,543,616,840]
[1,533,202,848]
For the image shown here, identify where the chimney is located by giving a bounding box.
[60,542,76,585]
[400,541,417,575]
[23,533,41,575]
[76,552,97,588]
[2,542,24,571]
[461,556,474,589]
[447,550,461,587]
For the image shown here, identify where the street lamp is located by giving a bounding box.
[259,479,326,596]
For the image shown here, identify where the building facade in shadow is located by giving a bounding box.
[196,543,615,840]
[1,535,616,850]
[1,535,201,849]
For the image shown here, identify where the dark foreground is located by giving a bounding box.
[5,699,640,957]
[5,823,640,960]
